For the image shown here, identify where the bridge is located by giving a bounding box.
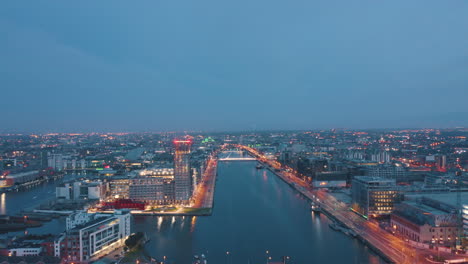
[218,150,256,161]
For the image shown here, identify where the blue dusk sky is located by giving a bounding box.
[1,0,468,132]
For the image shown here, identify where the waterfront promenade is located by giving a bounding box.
[192,155,217,209]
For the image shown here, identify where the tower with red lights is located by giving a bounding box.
[173,139,193,202]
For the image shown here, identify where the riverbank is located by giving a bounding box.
[261,163,398,263]
[91,158,218,217]
[0,173,65,194]
[92,207,213,216]
[259,161,468,264]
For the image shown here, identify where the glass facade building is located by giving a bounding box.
[351,176,399,217]
[173,139,192,202]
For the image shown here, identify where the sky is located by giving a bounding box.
[1,0,468,132]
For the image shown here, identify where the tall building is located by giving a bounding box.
[173,139,192,202]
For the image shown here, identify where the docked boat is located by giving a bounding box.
[329,222,356,237]
[311,203,321,212]
[329,221,340,231]
[256,164,264,169]
[193,254,207,264]
[329,222,347,232]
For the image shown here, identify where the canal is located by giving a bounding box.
[135,161,385,264]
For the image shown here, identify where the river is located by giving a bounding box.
[1,162,385,263]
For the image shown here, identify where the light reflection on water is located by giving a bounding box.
[0,193,5,215]
[135,162,386,264]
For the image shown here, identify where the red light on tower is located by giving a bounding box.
[173,139,193,151]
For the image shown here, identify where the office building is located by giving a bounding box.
[59,210,131,262]
[351,176,399,217]
[367,164,408,181]
[173,139,192,202]
[129,177,175,205]
[109,177,130,199]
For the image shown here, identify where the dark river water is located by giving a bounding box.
[135,161,385,264]
[1,163,385,264]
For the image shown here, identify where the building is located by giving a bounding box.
[173,139,192,202]
[0,171,40,188]
[367,164,408,182]
[312,171,347,188]
[59,210,131,262]
[56,181,106,200]
[129,177,175,205]
[370,151,391,164]
[391,198,458,245]
[48,154,87,171]
[0,235,57,257]
[109,177,130,199]
[404,193,468,241]
[0,246,42,257]
[128,168,175,205]
[351,176,399,217]
[66,211,92,231]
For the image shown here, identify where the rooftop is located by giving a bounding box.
[71,215,113,231]
[353,176,396,184]
[422,192,468,207]
[403,200,448,216]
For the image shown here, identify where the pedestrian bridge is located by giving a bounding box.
[218,150,256,161]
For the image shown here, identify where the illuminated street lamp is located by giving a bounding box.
[265,250,270,264]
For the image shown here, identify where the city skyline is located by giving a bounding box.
[2,0,468,263]
[1,129,467,263]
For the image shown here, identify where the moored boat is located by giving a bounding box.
[193,254,207,264]
[311,203,321,212]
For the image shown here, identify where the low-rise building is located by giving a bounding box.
[391,198,458,245]
[1,246,42,257]
[312,171,347,188]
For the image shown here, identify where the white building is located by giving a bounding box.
[59,210,132,262]
[56,181,106,200]
[6,247,42,257]
[66,210,92,231]
[48,153,87,171]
